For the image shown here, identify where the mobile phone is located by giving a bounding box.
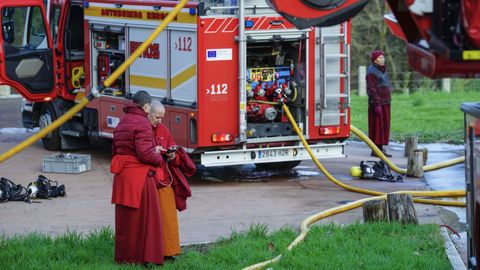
[166,145,178,153]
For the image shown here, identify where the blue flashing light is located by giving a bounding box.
[189,8,196,15]
[245,20,254,28]
[83,1,89,8]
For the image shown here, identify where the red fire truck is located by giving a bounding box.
[0,0,351,168]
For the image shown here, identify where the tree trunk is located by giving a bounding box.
[363,199,388,222]
[387,194,418,224]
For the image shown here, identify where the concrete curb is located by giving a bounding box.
[441,227,467,270]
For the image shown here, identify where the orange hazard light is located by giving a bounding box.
[320,126,340,135]
[211,133,233,143]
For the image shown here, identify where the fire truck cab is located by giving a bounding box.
[0,0,351,168]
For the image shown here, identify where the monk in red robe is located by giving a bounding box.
[148,99,194,260]
[111,91,165,265]
[366,50,393,157]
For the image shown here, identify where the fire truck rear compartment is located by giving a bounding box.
[245,39,306,139]
[91,26,126,96]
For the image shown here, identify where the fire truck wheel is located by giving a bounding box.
[255,160,301,170]
[39,105,61,151]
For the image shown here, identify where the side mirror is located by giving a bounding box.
[2,21,14,43]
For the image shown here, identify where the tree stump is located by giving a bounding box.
[407,150,424,177]
[362,199,388,222]
[387,194,418,224]
[419,148,428,165]
[404,136,418,158]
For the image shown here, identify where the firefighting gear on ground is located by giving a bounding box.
[350,161,404,182]
[27,175,66,199]
[0,177,29,202]
[0,175,65,203]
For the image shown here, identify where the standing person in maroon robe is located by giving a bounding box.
[147,99,193,261]
[110,91,165,265]
[366,50,393,157]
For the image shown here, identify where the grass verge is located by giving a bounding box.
[0,223,450,269]
[351,90,479,144]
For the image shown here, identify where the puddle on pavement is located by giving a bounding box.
[193,164,303,182]
[437,207,467,233]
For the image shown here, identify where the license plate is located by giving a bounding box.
[258,149,289,159]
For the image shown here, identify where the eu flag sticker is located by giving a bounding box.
[206,48,232,61]
[207,51,217,58]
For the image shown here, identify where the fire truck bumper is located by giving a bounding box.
[200,142,345,167]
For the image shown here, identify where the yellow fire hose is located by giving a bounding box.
[0,0,188,163]
[244,106,466,269]
[350,125,465,174]
[243,195,387,270]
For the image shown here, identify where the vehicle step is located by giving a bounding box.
[62,130,87,137]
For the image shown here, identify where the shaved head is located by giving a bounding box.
[148,99,165,127]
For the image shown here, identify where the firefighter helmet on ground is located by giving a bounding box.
[349,166,362,177]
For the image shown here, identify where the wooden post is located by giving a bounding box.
[404,136,418,158]
[387,193,418,224]
[441,78,451,93]
[362,200,388,222]
[358,66,366,96]
[419,148,428,165]
[407,150,424,177]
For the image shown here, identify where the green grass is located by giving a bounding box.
[351,90,479,144]
[0,223,450,269]
[274,222,450,270]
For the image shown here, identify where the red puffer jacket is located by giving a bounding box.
[112,103,163,166]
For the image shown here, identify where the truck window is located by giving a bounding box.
[200,0,238,15]
[29,7,47,49]
[1,6,48,54]
[49,5,61,44]
[65,5,83,51]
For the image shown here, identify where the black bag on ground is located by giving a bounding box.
[0,177,29,202]
[27,175,66,199]
[360,161,403,182]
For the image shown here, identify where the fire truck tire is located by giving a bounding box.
[39,105,61,151]
[255,160,301,170]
